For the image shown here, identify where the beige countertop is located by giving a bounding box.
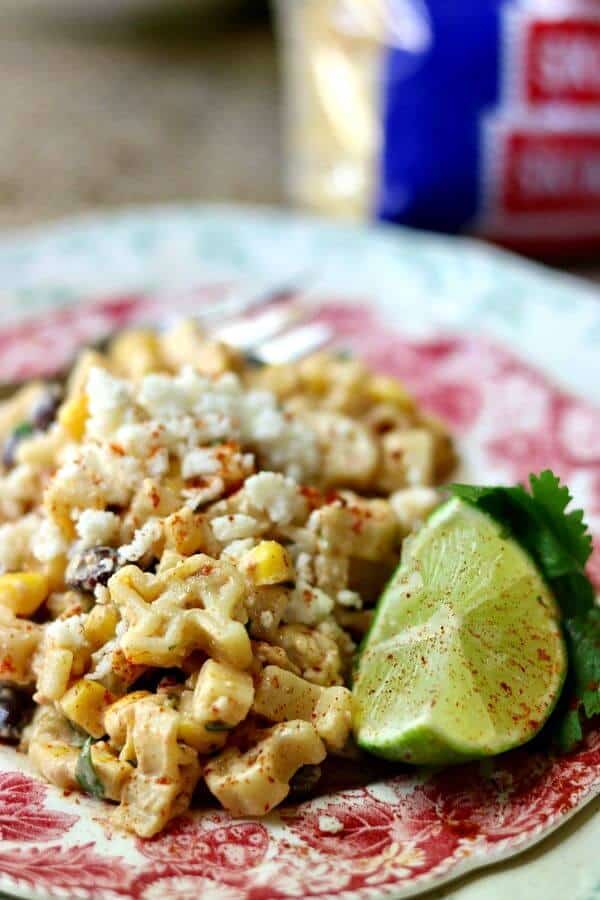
[0,3,598,286]
[0,3,281,228]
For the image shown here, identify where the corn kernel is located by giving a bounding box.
[298,354,330,395]
[369,374,415,412]
[58,392,88,441]
[84,605,118,649]
[194,340,243,377]
[0,572,49,617]
[60,678,112,738]
[43,555,67,592]
[109,330,163,380]
[241,541,293,586]
[37,647,73,700]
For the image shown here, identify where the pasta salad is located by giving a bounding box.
[0,321,454,837]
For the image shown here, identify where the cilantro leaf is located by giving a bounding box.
[529,471,593,570]
[566,609,600,721]
[75,737,104,799]
[450,471,598,751]
[555,608,600,752]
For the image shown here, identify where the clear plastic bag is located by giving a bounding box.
[275,0,600,256]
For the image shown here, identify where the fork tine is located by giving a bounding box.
[254,321,332,364]
[0,275,322,398]
[194,271,311,325]
[152,271,310,332]
[215,303,306,350]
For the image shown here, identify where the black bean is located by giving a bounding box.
[66,546,119,593]
[31,384,63,432]
[0,683,33,741]
[289,764,322,798]
[132,668,186,694]
[243,351,265,369]
[2,422,34,469]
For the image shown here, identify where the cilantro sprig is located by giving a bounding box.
[450,471,598,752]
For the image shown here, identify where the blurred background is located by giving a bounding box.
[1,0,599,282]
[0,0,278,225]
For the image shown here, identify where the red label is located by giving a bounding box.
[526,19,600,105]
[501,130,600,214]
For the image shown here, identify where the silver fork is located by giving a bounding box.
[0,280,334,401]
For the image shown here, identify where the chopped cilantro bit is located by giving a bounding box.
[204,720,233,732]
[68,722,88,748]
[13,422,34,439]
[75,737,104,799]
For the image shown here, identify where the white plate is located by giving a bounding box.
[0,205,597,900]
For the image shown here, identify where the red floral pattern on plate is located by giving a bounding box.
[0,772,77,842]
[0,843,133,897]
[0,291,597,900]
[138,819,269,874]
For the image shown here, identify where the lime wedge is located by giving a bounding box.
[352,498,567,764]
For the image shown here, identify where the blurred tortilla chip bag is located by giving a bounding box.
[275,0,600,256]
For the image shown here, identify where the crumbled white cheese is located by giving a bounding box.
[221,538,257,562]
[118,518,163,563]
[0,514,41,572]
[147,448,169,479]
[138,369,208,418]
[211,514,260,543]
[86,616,127,681]
[136,367,320,482]
[243,472,303,525]
[85,643,116,681]
[295,551,314,582]
[336,589,363,610]
[54,443,143,509]
[46,613,88,651]
[183,476,225,510]
[283,580,334,625]
[33,516,69,563]
[182,448,221,479]
[75,509,120,549]
[239,391,320,481]
[86,367,135,439]
[114,423,155,456]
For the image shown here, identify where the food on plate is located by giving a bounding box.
[0,320,454,837]
[0,320,594,838]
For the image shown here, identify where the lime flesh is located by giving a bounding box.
[353,498,567,764]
